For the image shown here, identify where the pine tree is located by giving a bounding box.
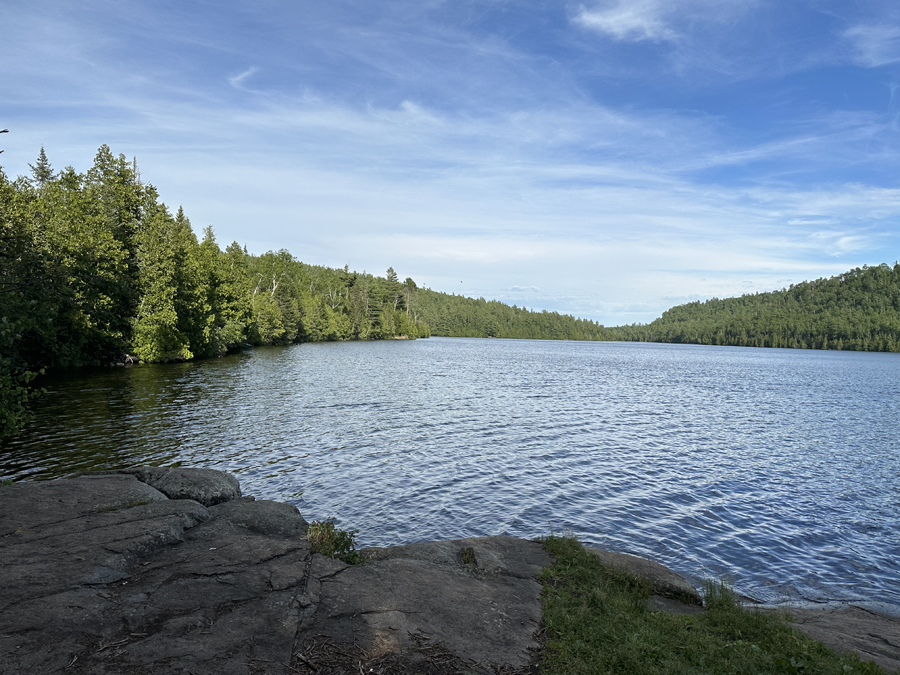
[28,147,56,188]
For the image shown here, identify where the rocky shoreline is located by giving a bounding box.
[1,468,897,673]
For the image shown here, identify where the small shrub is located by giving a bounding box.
[307,520,364,565]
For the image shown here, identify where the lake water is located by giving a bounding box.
[3,337,899,616]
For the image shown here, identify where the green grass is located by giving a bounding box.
[538,535,887,675]
[306,520,364,565]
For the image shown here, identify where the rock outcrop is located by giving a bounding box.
[2,468,897,674]
[0,469,548,674]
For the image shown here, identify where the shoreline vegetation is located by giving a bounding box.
[541,535,890,674]
[2,145,899,435]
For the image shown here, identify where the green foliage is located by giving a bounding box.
[132,208,198,362]
[0,146,436,434]
[0,354,43,439]
[416,289,608,341]
[538,535,885,675]
[611,263,900,352]
[306,520,364,565]
[28,146,55,187]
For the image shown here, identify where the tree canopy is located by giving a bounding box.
[0,146,431,437]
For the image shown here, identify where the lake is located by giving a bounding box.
[2,337,898,616]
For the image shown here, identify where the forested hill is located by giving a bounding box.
[416,290,608,341]
[610,263,900,352]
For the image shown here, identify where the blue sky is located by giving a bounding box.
[2,0,899,325]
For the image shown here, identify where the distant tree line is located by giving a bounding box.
[609,264,900,352]
[0,146,429,436]
[416,290,609,341]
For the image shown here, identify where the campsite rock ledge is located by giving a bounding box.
[0,468,549,674]
[1,467,897,673]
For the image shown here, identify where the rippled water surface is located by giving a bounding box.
[3,338,899,615]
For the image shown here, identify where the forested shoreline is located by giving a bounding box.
[610,263,900,352]
[3,144,900,438]
[0,146,432,436]
[417,290,608,341]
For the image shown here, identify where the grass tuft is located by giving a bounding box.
[306,520,364,565]
[538,534,887,674]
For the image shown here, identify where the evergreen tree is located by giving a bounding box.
[28,146,56,188]
[132,209,193,362]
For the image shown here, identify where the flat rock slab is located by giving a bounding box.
[0,471,310,674]
[760,605,900,673]
[291,536,552,673]
[0,471,550,674]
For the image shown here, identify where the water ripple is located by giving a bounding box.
[2,338,899,615]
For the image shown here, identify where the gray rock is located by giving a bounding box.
[114,466,241,505]
[209,498,309,537]
[11,470,894,673]
[363,534,551,580]
[760,605,900,673]
[295,536,552,672]
[585,546,703,605]
[0,474,167,537]
[0,473,551,674]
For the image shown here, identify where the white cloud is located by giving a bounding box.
[575,0,678,43]
[366,100,445,128]
[3,0,899,325]
[843,24,900,67]
[808,230,872,255]
[573,0,758,46]
[228,67,258,89]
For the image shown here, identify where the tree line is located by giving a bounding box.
[417,290,609,341]
[0,146,429,436]
[609,263,900,351]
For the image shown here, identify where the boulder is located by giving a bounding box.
[586,546,703,605]
[209,497,309,537]
[113,466,241,506]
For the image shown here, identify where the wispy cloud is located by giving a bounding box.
[2,0,899,324]
[228,67,258,89]
[573,0,758,46]
[574,0,678,43]
[843,24,900,67]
